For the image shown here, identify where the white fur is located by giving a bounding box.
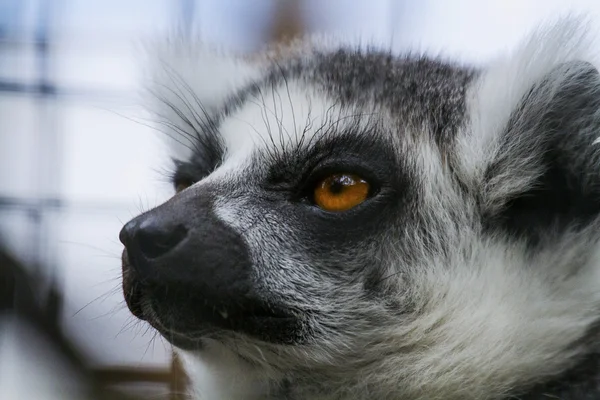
[177,342,277,400]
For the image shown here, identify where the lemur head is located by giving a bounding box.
[120,19,600,400]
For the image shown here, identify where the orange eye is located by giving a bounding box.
[313,174,370,212]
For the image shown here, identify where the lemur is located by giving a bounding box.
[120,19,600,399]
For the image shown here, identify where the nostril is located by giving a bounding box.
[137,222,188,259]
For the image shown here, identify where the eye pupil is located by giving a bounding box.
[328,176,348,194]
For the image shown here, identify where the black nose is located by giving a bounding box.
[119,215,188,261]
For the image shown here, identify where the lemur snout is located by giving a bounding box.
[120,188,302,348]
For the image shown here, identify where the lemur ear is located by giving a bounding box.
[142,39,264,161]
[470,55,600,243]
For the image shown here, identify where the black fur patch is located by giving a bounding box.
[171,127,224,189]
[484,61,600,247]
[518,352,600,400]
[249,128,418,300]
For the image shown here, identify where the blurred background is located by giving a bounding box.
[2,1,600,399]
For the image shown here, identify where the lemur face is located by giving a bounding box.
[120,21,600,399]
[120,80,415,348]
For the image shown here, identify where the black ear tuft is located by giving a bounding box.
[483,60,600,246]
